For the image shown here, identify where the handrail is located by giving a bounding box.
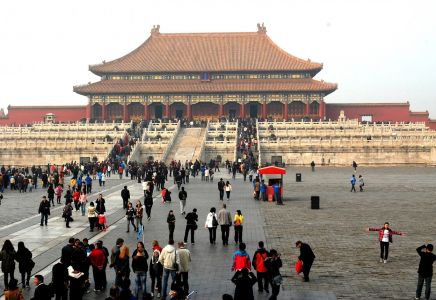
[161,120,181,162]
[256,119,261,166]
[196,121,209,162]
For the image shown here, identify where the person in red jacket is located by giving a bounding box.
[252,241,269,293]
[89,241,107,292]
[367,222,405,263]
[232,243,251,272]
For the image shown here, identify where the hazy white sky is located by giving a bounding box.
[1,0,435,117]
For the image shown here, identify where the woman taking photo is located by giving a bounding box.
[234,210,244,244]
[205,207,218,244]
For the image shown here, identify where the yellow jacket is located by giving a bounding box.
[234,214,244,226]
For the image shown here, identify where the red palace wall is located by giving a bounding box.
[0,106,86,125]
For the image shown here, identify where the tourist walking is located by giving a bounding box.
[126,202,137,233]
[63,202,73,228]
[218,178,225,200]
[144,191,153,221]
[0,240,16,290]
[184,208,198,244]
[55,184,63,204]
[89,241,107,292]
[95,193,106,215]
[265,249,283,300]
[178,187,187,215]
[311,161,315,172]
[225,181,232,200]
[232,243,251,272]
[231,268,257,300]
[79,191,88,216]
[352,160,358,171]
[205,207,218,244]
[358,175,364,192]
[159,240,178,300]
[218,204,232,245]
[167,210,176,241]
[38,196,50,226]
[234,210,244,244]
[14,241,34,288]
[110,238,130,288]
[47,184,55,206]
[132,241,149,297]
[296,240,315,282]
[135,200,144,230]
[367,222,404,263]
[150,249,163,298]
[415,244,436,300]
[176,242,191,296]
[252,241,269,293]
[121,186,130,210]
[350,174,356,192]
[87,202,97,232]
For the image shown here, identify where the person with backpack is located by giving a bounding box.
[232,243,251,272]
[231,268,257,300]
[252,241,269,293]
[15,241,34,288]
[205,207,218,244]
[265,249,283,300]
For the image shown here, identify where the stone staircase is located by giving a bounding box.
[165,127,206,164]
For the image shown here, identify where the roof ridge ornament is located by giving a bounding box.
[151,24,160,36]
[257,23,267,34]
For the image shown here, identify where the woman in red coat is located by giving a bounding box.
[368,222,405,263]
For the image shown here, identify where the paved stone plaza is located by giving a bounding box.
[0,166,434,299]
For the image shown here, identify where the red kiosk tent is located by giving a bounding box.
[258,166,286,203]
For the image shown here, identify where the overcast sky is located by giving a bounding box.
[1,0,435,117]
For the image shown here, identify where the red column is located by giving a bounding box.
[101,103,107,121]
[187,103,192,121]
[319,100,325,120]
[219,103,224,117]
[240,103,245,119]
[165,103,170,119]
[283,102,288,121]
[85,103,91,120]
[144,103,149,121]
[305,101,310,116]
[123,103,128,122]
[262,103,267,119]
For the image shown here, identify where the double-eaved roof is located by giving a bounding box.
[75,26,337,96]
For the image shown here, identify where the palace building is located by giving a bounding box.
[1,25,435,129]
[73,24,337,122]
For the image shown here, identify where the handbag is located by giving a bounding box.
[192,223,198,230]
[172,253,178,271]
[295,259,303,274]
[272,275,283,285]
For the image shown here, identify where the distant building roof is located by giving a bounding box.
[74,78,337,95]
[89,26,323,75]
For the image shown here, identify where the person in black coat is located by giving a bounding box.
[184,208,198,244]
[144,191,153,220]
[296,240,315,282]
[38,196,50,226]
[52,258,69,300]
[15,241,34,287]
[416,244,436,300]
[121,186,130,210]
[31,274,52,300]
[264,249,282,300]
[231,267,257,300]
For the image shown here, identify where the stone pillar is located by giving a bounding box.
[219,103,224,117]
[187,102,192,121]
[319,100,325,120]
[143,103,149,121]
[85,102,92,120]
[283,102,288,121]
[101,103,107,121]
[123,103,128,122]
[240,103,245,119]
[262,102,267,119]
[165,103,170,119]
[305,100,310,116]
